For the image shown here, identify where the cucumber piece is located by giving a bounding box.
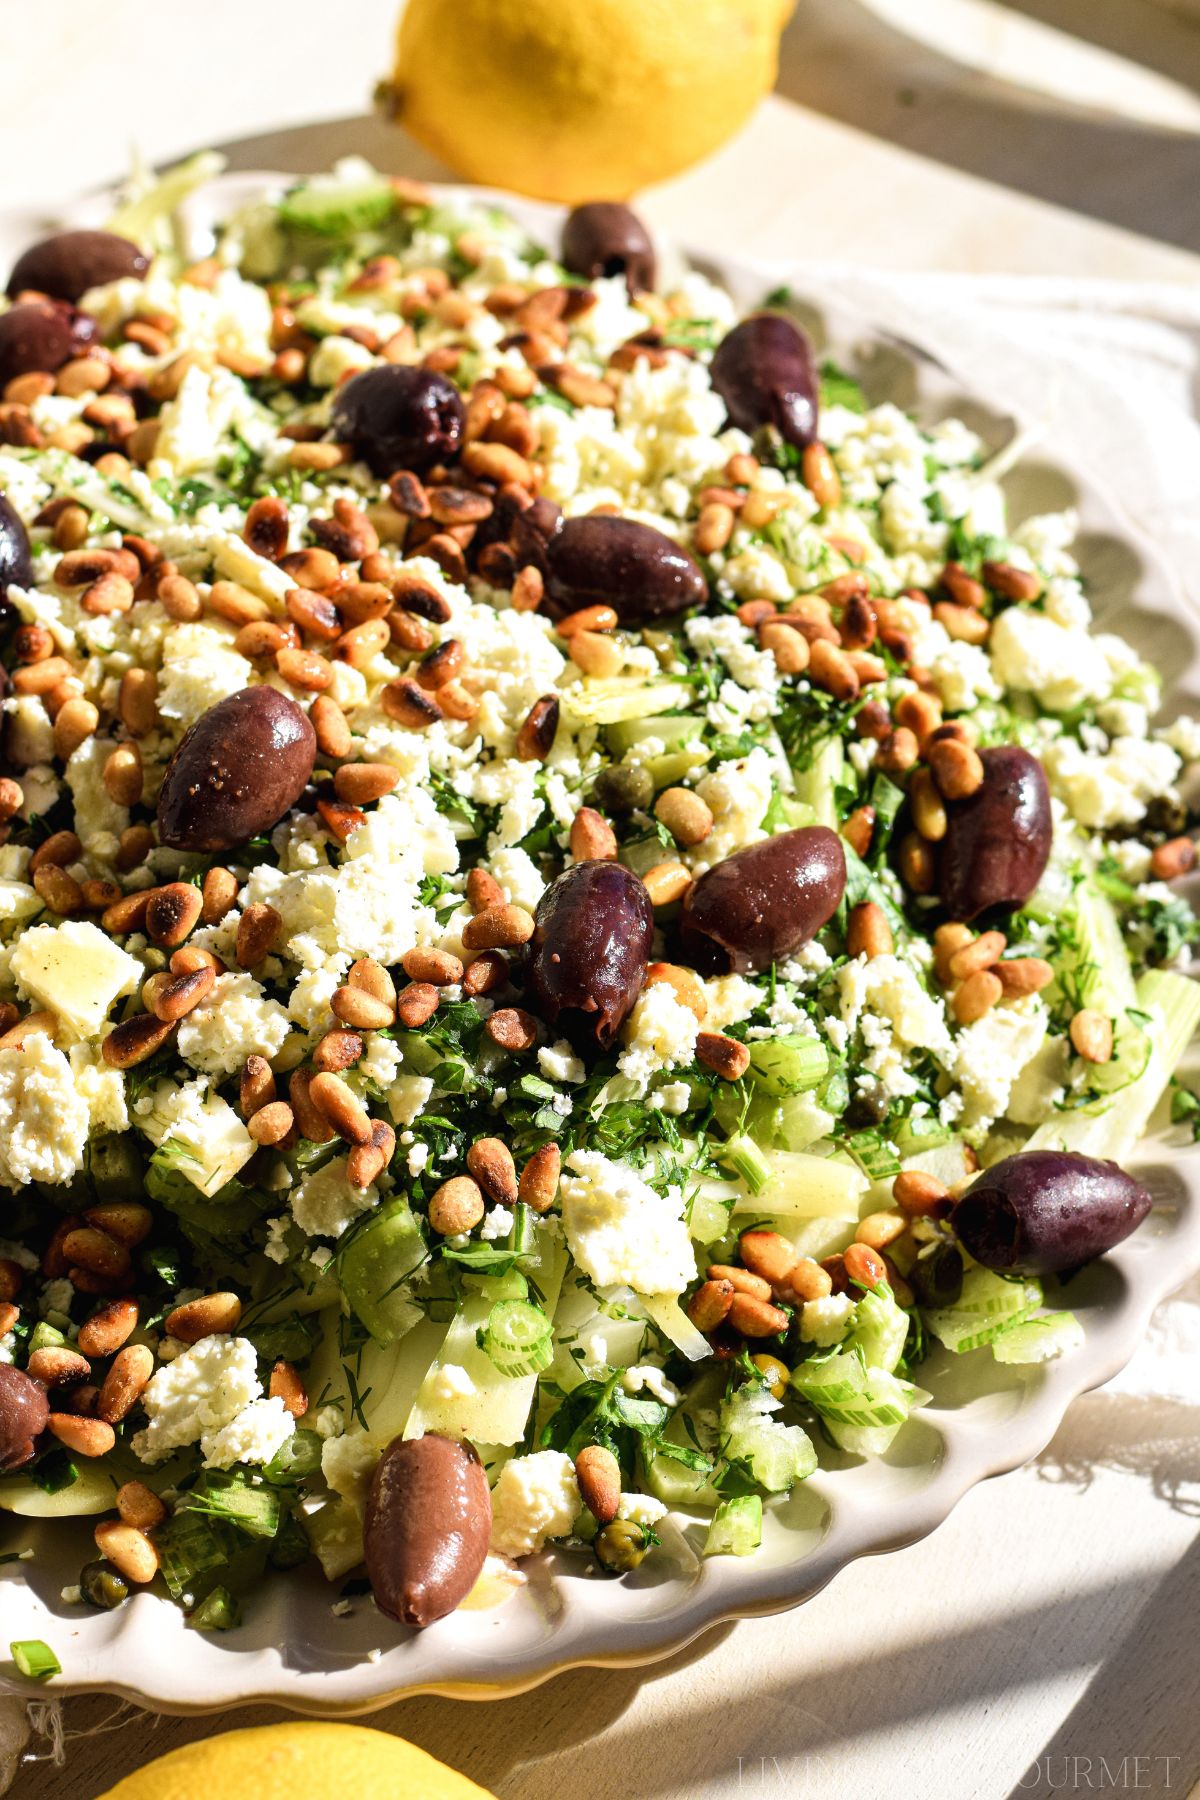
[704,1495,763,1557]
[563,681,693,727]
[722,1403,817,1492]
[791,735,844,831]
[844,1286,909,1375]
[729,1145,866,1219]
[749,1038,830,1096]
[991,1311,1084,1364]
[604,713,706,754]
[278,177,397,236]
[642,1443,721,1510]
[923,1265,1043,1352]
[337,1200,428,1345]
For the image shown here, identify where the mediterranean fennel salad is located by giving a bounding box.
[0,157,1197,1643]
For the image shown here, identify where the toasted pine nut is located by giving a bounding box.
[855,1210,908,1252]
[270,1360,309,1419]
[844,1242,886,1290]
[85,1203,151,1248]
[511,564,544,612]
[515,695,559,762]
[466,868,505,913]
[152,966,215,1023]
[694,502,735,555]
[289,1067,337,1143]
[687,1276,735,1332]
[391,982,436,1028]
[116,1480,167,1532]
[696,1031,750,1081]
[932,921,973,983]
[48,1414,115,1457]
[94,1519,158,1585]
[334,762,401,805]
[199,866,237,926]
[570,806,618,861]
[313,1029,363,1073]
[953,968,1003,1024]
[808,639,859,702]
[948,930,1006,981]
[897,832,935,895]
[642,862,693,907]
[347,1120,396,1189]
[329,987,392,1035]
[246,1100,294,1147]
[893,1170,952,1217]
[466,1137,518,1205]
[1070,1008,1114,1064]
[428,1175,485,1236]
[165,1292,242,1343]
[401,947,463,985]
[708,1264,772,1301]
[236,902,281,969]
[239,1054,276,1119]
[485,1007,538,1053]
[77,1298,138,1358]
[348,957,396,1007]
[928,737,985,802]
[876,727,920,777]
[802,441,841,510]
[316,798,366,842]
[739,1230,798,1291]
[894,688,943,747]
[98,1344,154,1423]
[788,1257,833,1302]
[941,562,987,609]
[728,1292,789,1337]
[0,1010,57,1050]
[382,676,442,729]
[145,882,202,949]
[760,620,810,675]
[311,694,353,758]
[568,629,625,678]
[1150,836,1196,881]
[996,957,1054,996]
[518,1143,561,1213]
[982,559,1042,602]
[462,903,535,951]
[934,601,990,645]
[307,1071,373,1146]
[842,806,875,859]
[101,742,143,807]
[847,901,893,961]
[27,1346,91,1386]
[33,865,84,915]
[909,768,947,843]
[53,696,99,760]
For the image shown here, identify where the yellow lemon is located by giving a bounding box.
[388,0,795,202]
[97,1722,496,1800]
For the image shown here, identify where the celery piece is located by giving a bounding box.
[563,680,692,727]
[188,1587,241,1632]
[604,713,707,755]
[730,1146,867,1219]
[337,1199,427,1345]
[704,1495,763,1557]
[923,1265,1043,1353]
[791,735,844,831]
[991,1311,1084,1364]
[278,177,397,236]
[9,1639,59,1681]
[106,150,226,252]
[640,1293,712,1363]
[749,1037,830,1096]
[845,1286,909,1375]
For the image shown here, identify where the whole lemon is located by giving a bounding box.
[97,1722,495,1800]
[388,0,795,202]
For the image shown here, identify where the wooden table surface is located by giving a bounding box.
[5,3,1200,1795]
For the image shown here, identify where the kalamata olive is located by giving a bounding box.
[0,301,99,391]
[529,860,654,1047]
[156,686,317,852]
[952,1149,1152,1277]
[0,1362,49,1471]
[709,313,820,451]
[544,515,707,624]
[561,203,656,295]
[0,494,33,620]
[7,230,149,303]
[938,745,1052,921]
[331,365,465,477]
[364,1433,491,1628]
[681,827,846,974]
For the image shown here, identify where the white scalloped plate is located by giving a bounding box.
[2,173,1199,1715]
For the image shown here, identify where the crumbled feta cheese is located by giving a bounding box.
[0,1034,89,1190]
[1042,735,1180,829]
[560,1152,695,1296]
[622,1364,681,1406]
[488,1450,581,1559]
[202,1394,296,1470]
[291,1152,378,1239]
[321,1429,381,1515]
[618,983,699,1088]
[479,1205,514,1241]
[156,620,254,728]
[176,971,292,1077]
[11,920,141,1041]
[429,1363,478,1404]
[539,1039,586,1084]
[800,1293,857,1346]
[136,1078,256,1197]
[617,1492,669,1527]
[133,1335,262,1463]
[950,998,1049,1131]
[989,607,1113,713]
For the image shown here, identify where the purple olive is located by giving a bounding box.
[0,301,99,391]
[529,860,654,1047]
[938,745,1052,922]
[0,494,33,620]
[364,1433,492,1628]
[331,364,465,477]
[952,1149,1152,1277]
[544,515,707,623]
[561,203,656,294]
[7,230,149,303]
[0,1363,49,1472]
[156,686,317,852]
[681,827,846,974]
[710,313,819,451]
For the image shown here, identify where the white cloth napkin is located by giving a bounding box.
[4,271,1200,1795]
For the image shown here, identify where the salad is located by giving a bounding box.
[0,158,1197,1639]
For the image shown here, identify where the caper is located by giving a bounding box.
[1146,795,1189,838]
[595,1518,650,1574]
[591,763,654,817]
[910,1240,964,1309]
[81,1558,129,1610]
[844,1090,890,1130]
